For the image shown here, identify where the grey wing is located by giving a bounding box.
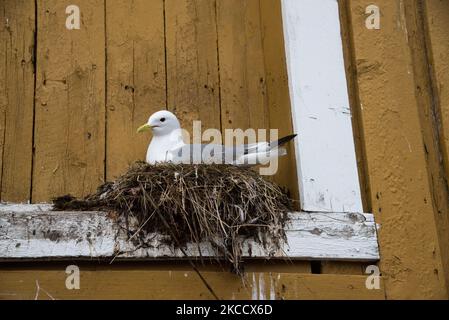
[170,135,296,165]
[171,144,246,164]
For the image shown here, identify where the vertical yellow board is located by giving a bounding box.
[165,0,221,134]
[33,0,105,202]
[106,0,166,180]
[407,0,449,297]
[338,0,371,211]
[259,0,298,199]
[0,0,35,202]
[347,0,448,298]
[216,0,268,132]
[424,1,449,185]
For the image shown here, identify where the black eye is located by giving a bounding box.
[160,118,166,122]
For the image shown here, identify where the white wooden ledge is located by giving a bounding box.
[0,204,379,261]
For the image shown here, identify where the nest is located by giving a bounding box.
[53,162,293,273]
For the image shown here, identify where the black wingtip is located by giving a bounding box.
[272,134,298,148]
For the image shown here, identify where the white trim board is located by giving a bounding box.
[0,205,379,261]
[281,0,363,213]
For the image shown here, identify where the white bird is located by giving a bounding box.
[137,110,297,166]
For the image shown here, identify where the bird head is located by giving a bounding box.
[137,110,181,136]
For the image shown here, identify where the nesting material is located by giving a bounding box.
[53,162,292,273]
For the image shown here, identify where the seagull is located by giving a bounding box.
[137,110,297,166]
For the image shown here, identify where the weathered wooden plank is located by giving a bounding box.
[338,0,371,211]
[422,0,449,295]
[0,205,379,261]
[259,0,298,200]
[0,112,4,199]
[423,0,449,182]
[165,0,221,134]
[0,11,6,201]
[347,0,449,299]
[404,0,449,299]
[1,269,386,300]
[277,273,385,300]
[105,0,166,180]
[33,0,105,202]
[0,0,35,202]
[281,0,363,213]
[0,268,385,300]
[320,261,365,275]
[217,0,268,132]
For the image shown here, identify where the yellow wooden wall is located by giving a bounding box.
[1,0,449,300]
[0,0,297,204]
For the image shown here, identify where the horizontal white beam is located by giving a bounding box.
[0,204,379,261]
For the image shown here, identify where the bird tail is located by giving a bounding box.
[270,134,297,149]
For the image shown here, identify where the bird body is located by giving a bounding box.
[145,129,184,163]
[137,110,296,166]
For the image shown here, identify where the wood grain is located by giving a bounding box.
[259,0,298,200]
[217,0,268,132]
[0,0,35,202]
[338,0,371,212]
[0,205,380,261]
[320,261,365,275]
[165,0,221,134]
[347,0,449,299]
[405,0,449,299]
[423,0,449,182]
[105,0,166,180]
[0,4,6,202]
[33,0,105,202]
[0,267,385,300]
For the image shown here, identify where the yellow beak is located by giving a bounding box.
[137,123,152,133]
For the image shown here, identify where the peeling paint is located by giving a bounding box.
[258,273,266,300]
[0,208,379,260]
[251,273,258,300]
[270,273,276,300]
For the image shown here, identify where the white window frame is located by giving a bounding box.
[0,0,379,263]
[282,0,363,214]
